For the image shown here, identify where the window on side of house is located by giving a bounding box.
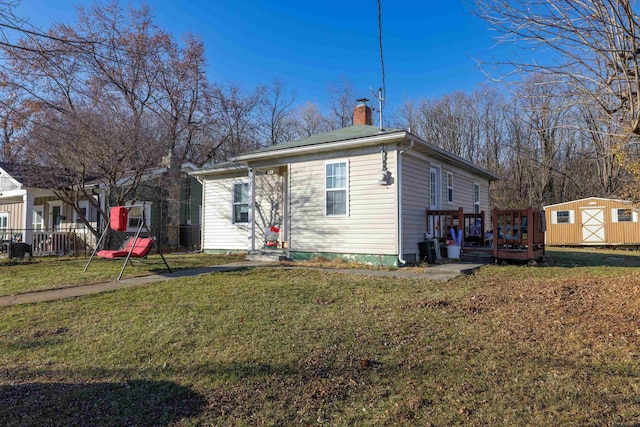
[473,183,480,214]
[447,172,454,204]
[0,212,8,230]
[125,204,152,231]
[325,161,348,216]
[233,182,249,224]
[0,212,8,241]
[74,201,89,227]
[32,206,44,230]
[613,208,635,222]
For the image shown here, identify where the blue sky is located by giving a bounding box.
[16,0,511,114]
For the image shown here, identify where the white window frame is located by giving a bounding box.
[325,159,349,217]
[32,205,44,231]
[124,202,152,232]
[447,172,454,204]
[47,200,64,231]
[232,182,249,224]
[612,208,637,223]
[551,210,575,224]
[473,183,480,214]
[0,212,8,244]
[74,200,90,228]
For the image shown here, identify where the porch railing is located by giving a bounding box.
[1,228,98,257]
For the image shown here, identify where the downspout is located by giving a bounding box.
[397,139,414,266]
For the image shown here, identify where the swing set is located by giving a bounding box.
[84,206,172,281]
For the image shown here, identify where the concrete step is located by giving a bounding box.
[247,250,289,262]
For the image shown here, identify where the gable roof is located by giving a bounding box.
[194,124,500,181]
[238,125,401,158]
[0,162,53,189]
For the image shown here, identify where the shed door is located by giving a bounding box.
[581,208,605,243]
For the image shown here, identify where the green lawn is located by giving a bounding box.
[1,248,640,425]
[0,253,245,296]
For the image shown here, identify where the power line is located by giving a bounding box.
[377,0,386,129]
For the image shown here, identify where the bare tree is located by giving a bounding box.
[3,1,167,235]
[473,0,640,136]
[258,78,296,146]
[0,83,39,163]
[208,83,264,160]
[327,76,355,129]
[291,101,331,138]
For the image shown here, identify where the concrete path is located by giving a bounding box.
[0,261,485,307]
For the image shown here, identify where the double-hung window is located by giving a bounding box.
[447,172,454,204]
[325,161,348,216]
[0,212,8,239]
[233,183,249,223]
[125,203,152,232]
[32,206,44,230]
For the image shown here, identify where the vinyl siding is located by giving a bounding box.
[0,201,23,229]
[289,148,397,255]
[401,154,429,259]
[202,172,283,251]
[402,153,492,258]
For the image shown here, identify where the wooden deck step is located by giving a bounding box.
[461,248,493,263]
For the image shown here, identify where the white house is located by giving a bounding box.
[192,102,500,266]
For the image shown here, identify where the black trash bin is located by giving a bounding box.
[9,242,33,260]
[179,225,193,248]
[418,240,436,264]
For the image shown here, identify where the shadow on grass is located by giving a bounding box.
[543,248,640,268]
[0,380,206,426]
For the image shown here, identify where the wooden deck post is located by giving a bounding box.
[527,207,533,259]
[492,207,498,259]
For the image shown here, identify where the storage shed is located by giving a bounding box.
[543,197,640,245]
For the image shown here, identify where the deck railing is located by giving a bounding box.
[1,228,97,257]
[491,207,545,260]
[425,208,486,246]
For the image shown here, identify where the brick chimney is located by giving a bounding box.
[353,98,372,125]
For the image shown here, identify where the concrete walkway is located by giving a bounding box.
[0,261,485,307]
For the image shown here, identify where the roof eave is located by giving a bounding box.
[409,134,501,182]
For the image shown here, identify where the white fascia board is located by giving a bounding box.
[408,134,501,182]
[0,188,27,198]
[543,197,630,209]
[0,166,23,188]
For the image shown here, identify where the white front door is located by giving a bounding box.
[429,166,441,210]
[581,208,605,243]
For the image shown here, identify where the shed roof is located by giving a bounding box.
[543,197,633,209]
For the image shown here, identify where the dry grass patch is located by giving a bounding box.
[0,249,640,425]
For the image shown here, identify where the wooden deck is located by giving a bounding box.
[426,207,545,262]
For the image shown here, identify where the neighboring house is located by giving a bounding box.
[114,163,203,250]
[544,197,640,245]
[0,162,202,254]
[192,102,500,266]
[0,162,102,254]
